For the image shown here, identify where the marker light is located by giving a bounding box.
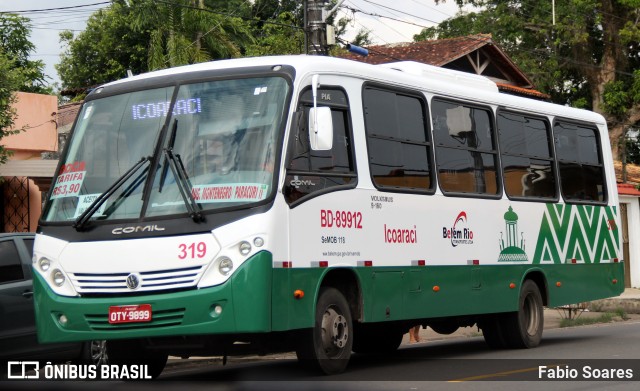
[218,257,233,275]
[239,241,251,256]
[294,290,305,299]
[39,257,51,272]
[52,269,66,286]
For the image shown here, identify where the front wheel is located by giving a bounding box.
[296,287,353,375]
[503,279,544,348]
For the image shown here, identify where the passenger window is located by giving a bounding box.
[432,99,499,196]
[363,86,434,192]
[498,112,557,200]
[554,122,606,203]
[0,240,24,283]
[284,87,356,205]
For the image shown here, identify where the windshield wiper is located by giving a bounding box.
[73,156,152,231]
[163,147,204,223]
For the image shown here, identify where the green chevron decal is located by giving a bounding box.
[533,204,620,264]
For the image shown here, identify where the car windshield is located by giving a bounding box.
[42,76,289,223]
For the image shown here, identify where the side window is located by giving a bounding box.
[284,87,356,205]
[432,99,499,196]
[554,121,606,203]
[0,240,25,283]
[498,111,557,200]
[363,86,434,192]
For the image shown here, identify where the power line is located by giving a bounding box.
[0,2,111,14]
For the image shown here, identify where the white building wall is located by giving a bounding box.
[620,195,640,288]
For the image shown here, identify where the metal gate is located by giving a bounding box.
[1,176,30,232]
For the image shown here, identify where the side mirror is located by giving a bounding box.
[309,106,333,151]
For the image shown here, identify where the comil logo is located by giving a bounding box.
[442,211,474,247]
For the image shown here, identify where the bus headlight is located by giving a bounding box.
[218,257,234,275]
[39,257,51,272]
[52,269,66,287]
[239,241,251,256]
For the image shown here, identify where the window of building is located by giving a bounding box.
[432,99,499,196]
[554,121,606,203]
[363,86,434,192]
[498,111,557,200]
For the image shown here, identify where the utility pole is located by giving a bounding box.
[306,0,327,55]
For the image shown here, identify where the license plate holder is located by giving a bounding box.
[108,304,152,324]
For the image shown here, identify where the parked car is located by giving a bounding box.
[0,232,107,364]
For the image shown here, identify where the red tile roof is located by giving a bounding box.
[340,34,548,99]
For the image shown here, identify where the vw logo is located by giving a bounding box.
[125,273,140,290]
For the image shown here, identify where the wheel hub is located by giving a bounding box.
[321,307,349,352]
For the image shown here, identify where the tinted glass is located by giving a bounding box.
[363,87,433,192]
[554,122,605,203]
[432,100,494,151]
[0,240,24,283]
[498,112,551,158]
[436,149,498,194]
[502,156,556,198]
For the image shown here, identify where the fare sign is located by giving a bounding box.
[108,304,152,324]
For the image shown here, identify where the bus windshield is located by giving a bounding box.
[43,76,289,223]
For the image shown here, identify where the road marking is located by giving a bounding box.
[447,365,544,382]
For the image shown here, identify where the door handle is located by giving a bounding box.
[22,290,34,298]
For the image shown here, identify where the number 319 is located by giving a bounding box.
[178,242,207,259]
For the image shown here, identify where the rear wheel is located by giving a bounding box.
[296,287,353,375]
[479,314,508,349]
[503,279,544,348]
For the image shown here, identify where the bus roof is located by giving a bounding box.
[103,55,606,125]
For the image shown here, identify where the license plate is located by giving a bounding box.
[108,304,152,324]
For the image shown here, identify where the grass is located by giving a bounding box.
[559,308,629,328]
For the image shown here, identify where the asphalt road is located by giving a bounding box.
[4,319,640,390]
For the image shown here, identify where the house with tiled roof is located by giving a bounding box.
[340,34,549,100]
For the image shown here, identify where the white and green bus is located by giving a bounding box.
[34,55,624,376]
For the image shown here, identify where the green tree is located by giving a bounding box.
[56,1,150,96]
[130,0,254,70]
[0,51,26,164]
[424,0,640,160]
[0,14,50,94]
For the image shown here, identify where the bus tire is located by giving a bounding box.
[105,339,168,379]
[352,324,403,355]
[503,279,544,348]
[479,314,508,349]
[296,287,353,375]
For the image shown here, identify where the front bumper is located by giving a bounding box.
[34,251,273,343]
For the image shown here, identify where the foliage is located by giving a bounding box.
[0,51,25,164]
[129,0,254,70]
[426,0,640,160]
[56,1,151,93]
[0,14,51,94]
[244,12,305,56]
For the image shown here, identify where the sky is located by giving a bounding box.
[0,0,475,88]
